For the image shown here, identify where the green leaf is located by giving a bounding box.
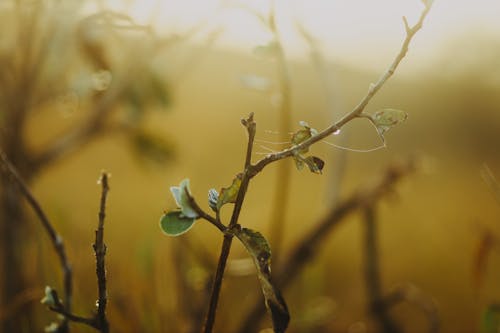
[159,211,195,236]
[170,179,198,218]
[217,174,242,210]
[40,286,57,307]
[304,156,325,174]
[235,228,290,333]
[293,155,325,174]
[290,121,318,155]
[371,109,408,136]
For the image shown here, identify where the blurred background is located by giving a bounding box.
[0,0,499,332]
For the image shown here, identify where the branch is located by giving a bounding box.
[237,159,416,333]
[363,205,400,333]
[93,173,110,333]
[248,2,432,178]
[0,149,73,329]
[203,113,256,333]
[31,88,125,170]
[383,284,440,333]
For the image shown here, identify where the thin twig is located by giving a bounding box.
[237,159,416,333]
[203,113,256,333]
[248,2,432,178]
[363,205,400,333]
[0,149,73,328]
[93,173,110,333]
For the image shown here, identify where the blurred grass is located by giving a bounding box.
[5,10,500,332]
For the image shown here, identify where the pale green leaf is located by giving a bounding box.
[170,179,198,218]
[159,211,195,236]
[40,286,57,307]
[372,109,408,135]
[217,174,242,210]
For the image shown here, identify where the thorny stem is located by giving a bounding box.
[363,205,400,333]
[93,173,110,333]
[203,113,256,333]
[0,150,73,331]
[249,2,432,178]
[238,159,416,333]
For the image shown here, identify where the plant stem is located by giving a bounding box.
[363,205,400,333]
[93,173,110,333]
[203,113,256,333]
[249,2,432,178]
[0,149,73,331]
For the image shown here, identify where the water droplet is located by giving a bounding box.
[95,300,100,307]
[333,128,341,135]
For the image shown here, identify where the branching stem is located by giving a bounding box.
[203,113,256,333]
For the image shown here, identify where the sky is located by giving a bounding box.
[103,0,500,71]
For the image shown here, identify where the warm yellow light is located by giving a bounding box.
[107,0,500,71]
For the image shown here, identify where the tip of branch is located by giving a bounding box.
[402,16,411,34]
[98,172,110,190]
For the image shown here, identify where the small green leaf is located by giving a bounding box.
[371,109,408,135]
[304,156,325,174]
[291,121,318,155]
[40,286,56,307]
[235,228,290,333]
[44,322,61,333]
[217,174,242,210]
[293,155,325,174]
[170,179,198,218]
[208,189,219,212]
[159,211,195,236]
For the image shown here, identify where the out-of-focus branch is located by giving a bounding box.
[31,87,125,170]
[383,284,440,333]
[267,0,293,261]
[0,149,73,330]
[363,205,400,333]
[249,2,432,177]
[237,159,416,333]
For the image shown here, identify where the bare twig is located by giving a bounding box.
[248,2,432,178]
[237,159,416,333]
[93,173,110,333]
[363,205,401,333]
[0,149,73,330]
[203,113,257,333]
